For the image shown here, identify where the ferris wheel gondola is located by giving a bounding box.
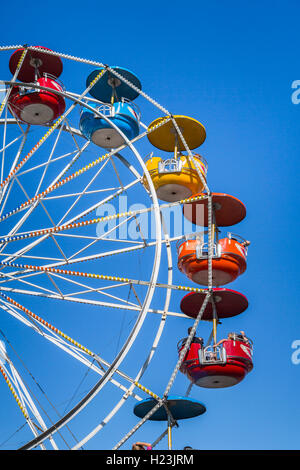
[177,232,249,286]
[7,46,65,125]
[79,66,141,149]
[144,115,207,202]
[178,334,253,388]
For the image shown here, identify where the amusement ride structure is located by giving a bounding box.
[0,45,253,450]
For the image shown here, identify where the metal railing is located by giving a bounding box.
[198,345,227,365]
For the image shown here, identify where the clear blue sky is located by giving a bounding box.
[0,0,299,450]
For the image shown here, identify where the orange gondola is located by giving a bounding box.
[177,233,249,286]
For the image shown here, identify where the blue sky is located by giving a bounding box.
[0,0,299,450]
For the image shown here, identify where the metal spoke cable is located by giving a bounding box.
[170,116,209,195]
[0,68,107,192]
[0,193,207,244]
[113,291,212,449]
[71,218,173,450]
[0,138,92,262]
[15,46,171,115]
[0,292,158,401]
[0,48,27,119]
[0,261,209,296]
[62,359,96,425]
[0,108,172,225]
[0,422,27,449]
[0,329,79,448]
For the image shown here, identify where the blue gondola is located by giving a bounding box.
[80,65,141,148]
[79,99,140,149]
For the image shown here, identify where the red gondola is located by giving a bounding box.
[8,75,65,125]
[8,46,65,125]
[178,332,253,388]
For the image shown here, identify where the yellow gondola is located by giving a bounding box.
[144,153,207,202]
[144,115,207,202]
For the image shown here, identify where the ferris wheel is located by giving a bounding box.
[0,45,253,451]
